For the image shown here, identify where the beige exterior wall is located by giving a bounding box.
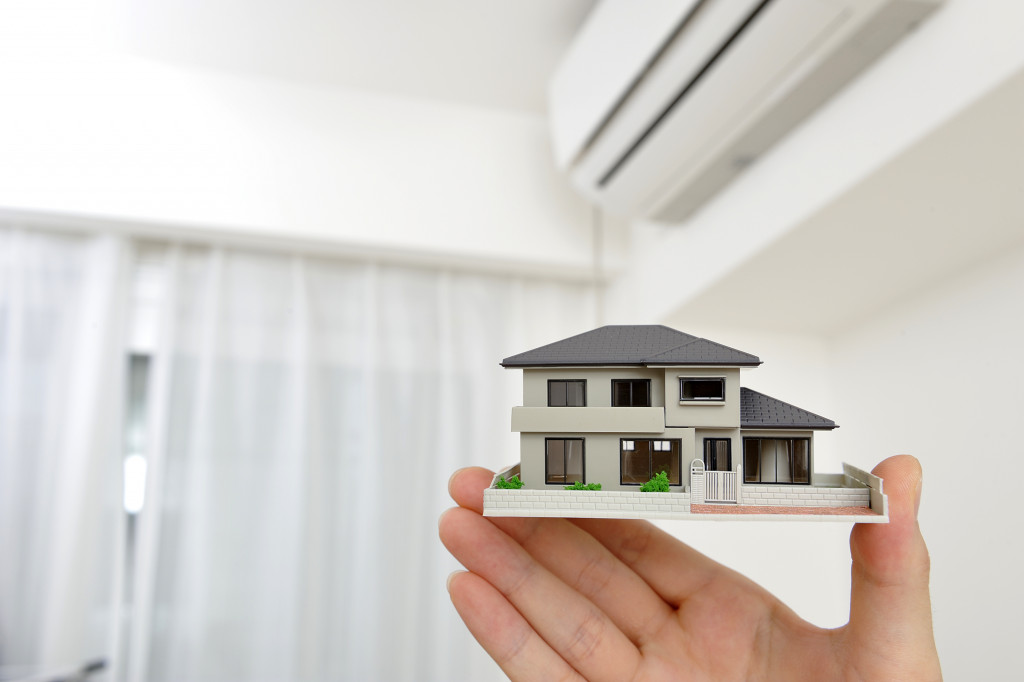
[661,367,741,428]
[512,367,828,493]
[522,368,665,408]
[519,428,695,492]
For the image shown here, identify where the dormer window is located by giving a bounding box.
[679,377,725,402]
[611,379,651,407]
[548,380,586,407]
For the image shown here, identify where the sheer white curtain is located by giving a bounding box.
[0,228,128,674]
[128,244,595,682]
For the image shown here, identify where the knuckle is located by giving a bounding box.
[574,552,615,596]
[496,627,531,666]
[562,607,607,663]
[618,522,653,565]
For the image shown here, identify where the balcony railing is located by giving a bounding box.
[511,406,665,433]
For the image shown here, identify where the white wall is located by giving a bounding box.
[0,18,618,277]
[827,243,1024,681]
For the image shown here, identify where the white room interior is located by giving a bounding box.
[2,0,1022,680]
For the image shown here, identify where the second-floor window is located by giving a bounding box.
[548,379,586,407]
[679,377,725,401]
[611,379,651,407]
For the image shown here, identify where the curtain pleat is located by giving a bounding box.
[0,228,128,675]
[1,230,595,681]
[126,245,595,682]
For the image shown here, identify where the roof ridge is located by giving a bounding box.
[694,336,762,362]
[640,336,701,361]
[642,335,760,364]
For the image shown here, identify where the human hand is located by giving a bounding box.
[439,455,940,681]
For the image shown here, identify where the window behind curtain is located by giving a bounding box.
[743,438,810,484]
[546,438,584,484]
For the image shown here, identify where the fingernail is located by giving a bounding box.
[913,473,923,519]
[446,570,463,593]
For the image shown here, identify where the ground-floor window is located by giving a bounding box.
[743,437,810,484]
[620,439,681,485]
[703,438,732,471]
[546,438,585,484]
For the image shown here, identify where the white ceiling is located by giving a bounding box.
[665,66,1024,336]
[117,0,596,114]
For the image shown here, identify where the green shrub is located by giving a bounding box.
[640,471,671,493]
[495,474,524,489]
[564,481,602,491]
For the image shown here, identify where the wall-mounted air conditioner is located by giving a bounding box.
[549,0,943,223]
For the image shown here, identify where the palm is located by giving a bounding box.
[440,460,940,682]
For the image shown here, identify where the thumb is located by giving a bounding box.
[845,455,940,678]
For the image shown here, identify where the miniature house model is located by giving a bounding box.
[484,325,887,522]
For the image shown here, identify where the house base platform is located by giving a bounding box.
[483,461,888,523]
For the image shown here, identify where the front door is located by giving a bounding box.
[703,438,737,503]
[703,438,732,471]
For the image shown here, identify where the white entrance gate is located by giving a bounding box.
[705,470,738,503]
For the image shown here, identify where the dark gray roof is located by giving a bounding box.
[501,325,761,368]
[740,388,837,430]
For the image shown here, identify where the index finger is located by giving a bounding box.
[450,467,723,608]
[440,505,643,682]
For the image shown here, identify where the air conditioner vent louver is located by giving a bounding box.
[549,0,943,223]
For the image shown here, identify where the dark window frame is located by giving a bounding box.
[679,377,726,402]
[545,437,586,485]
[703,438,732,472]
[618,438,682,486]
[547,379,587,407]
[742,437,812,485]
[611,379,652,407]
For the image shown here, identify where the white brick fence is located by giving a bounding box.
[740,485,869,507]
[484,488,691,520]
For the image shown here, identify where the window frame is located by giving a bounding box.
[547,379,587,407]
[545,437,586,485]
[742,437,812,485]
[611,378,652,407]
[618,438,682,486]
[679,377,726,402]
